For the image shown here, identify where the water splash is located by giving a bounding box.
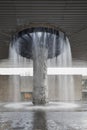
[4,102,78,110]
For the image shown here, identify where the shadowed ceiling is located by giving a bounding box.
[0,0,87,60]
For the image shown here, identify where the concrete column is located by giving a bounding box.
[33,43,48,105]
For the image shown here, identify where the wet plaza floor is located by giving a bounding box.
[0,102,87,130]
[1,111,87,130]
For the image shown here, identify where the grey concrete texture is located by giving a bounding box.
[33,44,48,105]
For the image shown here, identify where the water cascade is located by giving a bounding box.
[10,26,74,104]
[9,45,21,102]
[48,32,74,101]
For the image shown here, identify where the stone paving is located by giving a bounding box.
[0,111,87,130]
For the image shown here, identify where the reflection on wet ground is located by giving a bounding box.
[33,111,48,130]
[0,111,87,130]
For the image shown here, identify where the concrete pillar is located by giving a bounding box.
[33,42,48,105]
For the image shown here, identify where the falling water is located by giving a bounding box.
[9,45,21,102]
[9,29,75,102]
[58,32,74,101]
[48,31,75,101]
